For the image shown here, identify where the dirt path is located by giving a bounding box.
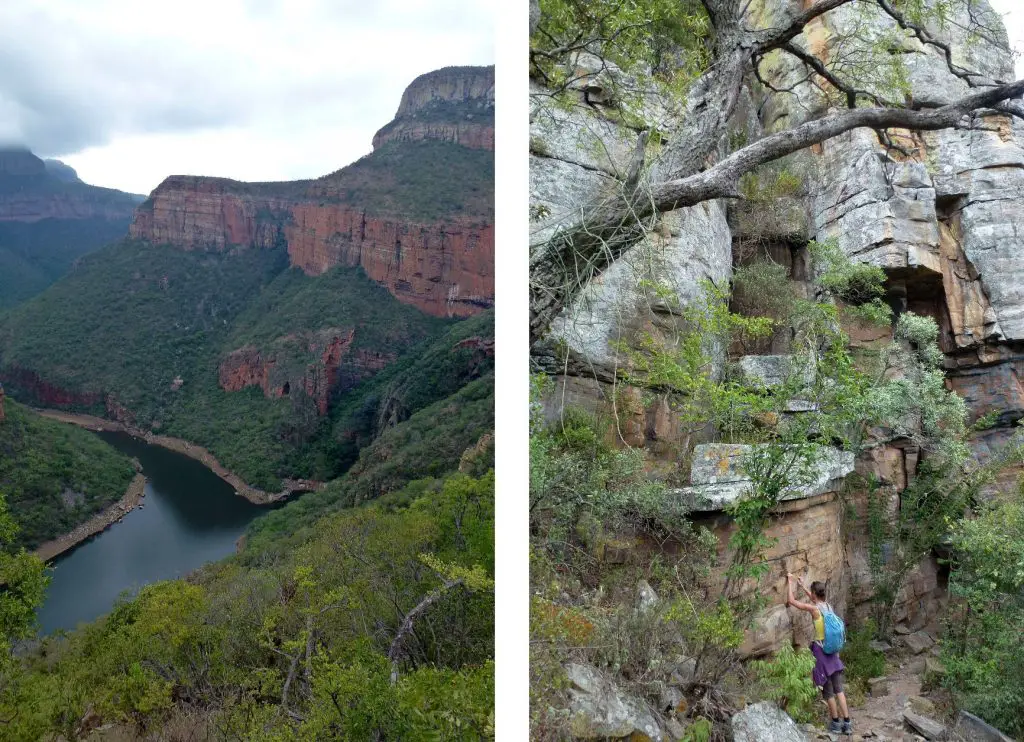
[806,652,950,742]
[33,408,324,505]
[33,473,147,562]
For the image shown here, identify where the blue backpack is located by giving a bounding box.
[821,604,846,655]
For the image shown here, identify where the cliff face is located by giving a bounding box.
[373,66,494,151]
[530,0,1021,660]
[217,328,397,415]
[129,66,494,318]
[0,148,140,222]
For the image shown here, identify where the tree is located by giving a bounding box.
[529,0,1024,344]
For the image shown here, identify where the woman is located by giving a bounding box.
[786,573,852,735]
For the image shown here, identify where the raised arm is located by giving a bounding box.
[786,573,818,614]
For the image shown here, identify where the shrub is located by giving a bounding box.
[841,620,886,696]
[750,645,818,723]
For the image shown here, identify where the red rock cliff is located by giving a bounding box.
[128,66,494,318]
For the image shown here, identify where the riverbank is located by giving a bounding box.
[32,409,325,505]
[34,473,147,562]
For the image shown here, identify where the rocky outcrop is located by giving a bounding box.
[217,328,395,415]
[731,702,808,742]
[128,67,494,318]
[0,148,140,222]
[531,0,1024,683]
[679,443,854,512]
[1,367,103,408]
[372,66,494,151]
[565,663,664,740]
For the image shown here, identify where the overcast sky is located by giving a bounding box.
[0,0,493,195]
[989,0,1024,76]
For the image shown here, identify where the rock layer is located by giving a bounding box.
[128,66,494,318]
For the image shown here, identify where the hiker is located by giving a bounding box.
[786,573,852,735]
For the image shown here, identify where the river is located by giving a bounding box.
[37,431,278,634]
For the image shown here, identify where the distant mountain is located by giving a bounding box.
[0,148,143,308]
[42,158,82,183]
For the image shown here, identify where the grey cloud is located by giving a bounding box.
[0,1,491,157]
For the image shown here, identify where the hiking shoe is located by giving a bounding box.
[828,720,842,733]
[841,720,853,735]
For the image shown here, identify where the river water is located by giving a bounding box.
[37,431,276,634]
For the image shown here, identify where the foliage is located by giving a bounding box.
[248,375,494,558]
[286,310,493,481]
[750,646,818,723]
[940,496,1024,736]
[4,467,495,739]
[841,619,887,696]
[530,0,712,110]
[615,280,775,443]
[0,239,450,490]
[318,139,494,222]
[809,239,892,326]
[0,399,135,549]
[0,484,49,725]
[0,217,132,310]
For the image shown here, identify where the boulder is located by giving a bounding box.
[737,355,815,388]
[868,676,889,697]
[565,663,663,740]
[908,696,936,716]
[904,631,934,655]
[731,701,809,742]
[903,710,947,740]
[951,710,1015,742]
[636,579,659,614]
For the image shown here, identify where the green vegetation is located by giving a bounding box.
[751,646,818,723]
[318,140,494,222]
[1,465,495,739]
[0,218,133,309]
[0,399,135,550]
[940,494,1024,736]
[530,238,997,736]
[248,374,494,555]
[0,239,453,490]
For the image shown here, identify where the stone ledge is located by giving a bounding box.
[677,443,854,512]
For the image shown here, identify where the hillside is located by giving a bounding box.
[0,394,135,550]
[0,66,494,493]
[0,148,142,309]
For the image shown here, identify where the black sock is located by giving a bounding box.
[843,718,850,722]
[832,717,839,722]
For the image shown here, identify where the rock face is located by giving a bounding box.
[565,663,664,740]
[128,66,494,318]
[0,148,139,222]
[731,702,808,742]
[218,329,396,415]
[373,66,494,151]
[680,443,854,511]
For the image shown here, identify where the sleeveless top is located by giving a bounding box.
[812,601,832,643]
